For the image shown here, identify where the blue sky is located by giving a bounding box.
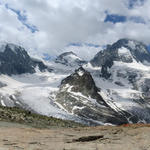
[128,0,145,8]
[104,14,127,23]
[0,0,150,60]
[104,13,145,24]
[5,4,38,33]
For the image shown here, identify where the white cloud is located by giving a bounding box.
[0,0,150,60]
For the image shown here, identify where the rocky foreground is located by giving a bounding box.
[0,106,149,150]
[0,122,149,150]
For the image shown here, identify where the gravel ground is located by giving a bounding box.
[0,122,150,150]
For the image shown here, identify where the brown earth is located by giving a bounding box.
[0,122,150,150]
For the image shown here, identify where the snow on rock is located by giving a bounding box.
[0,42,24,54]
[0,42,6,53]
[76,69,84,76]
[55,51,86,67]
[65,53,82,61]
[1,100,6,106]
[118,47,132,56]
[127,40,136,49]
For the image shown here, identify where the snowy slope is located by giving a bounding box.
[0,71,84,123]
[84,39,150,123]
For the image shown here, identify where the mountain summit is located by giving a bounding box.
[91,38,150,67]
[55,51,86,67]
[0,43,49,75]
[56,67,129,125]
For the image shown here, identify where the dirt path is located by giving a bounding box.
[0,122,150,150]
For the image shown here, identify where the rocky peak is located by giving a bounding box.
[60,67,107,105]
[112,39,150,61]
[56,67,131,125]
[111,38,143,49]
[0,42,49,75]
[90,38,150,67]
[55,51,86,67]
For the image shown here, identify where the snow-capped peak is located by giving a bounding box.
[114,38,148,54]
[7,43,21,53]
[90,38,150,67]
[0,42,25,54]
[55,51,86,67]
[0,42,7,53]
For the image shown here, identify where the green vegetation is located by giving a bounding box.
[0,106,84,128]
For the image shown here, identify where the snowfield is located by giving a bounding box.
[84,55,150,118]
[0,69,84,123]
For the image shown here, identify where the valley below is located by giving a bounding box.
[0,122,149,150]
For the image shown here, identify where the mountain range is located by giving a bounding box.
[0,39,150,125]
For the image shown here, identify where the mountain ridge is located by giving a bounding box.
[0,43,51,75]
[91,38,150,68]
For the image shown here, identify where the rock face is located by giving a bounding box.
[55,51,86,67]
[56,67,134,125]
[0,43,49,75]
[59,67,106,105]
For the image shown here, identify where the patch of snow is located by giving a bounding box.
[83,62,101,70]
[61,84,71,92]
[7,43,17,53]
[66,53,82,61]
[35,66,41,73]
[15,101,21,105]
[1,100,6,106]
[127,40,148,54]
[54,101,69,113]
[0,42,6,52]
[127,41,136,49]
[118,47,132,58]
[113,60,150,71]
[118,47,130,55]
[72,106,85,111]
[11,95,16,100]
[77,70,84,76]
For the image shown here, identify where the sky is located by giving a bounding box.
[0,0,150,60]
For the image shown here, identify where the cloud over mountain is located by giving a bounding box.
[0,0,150,59]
